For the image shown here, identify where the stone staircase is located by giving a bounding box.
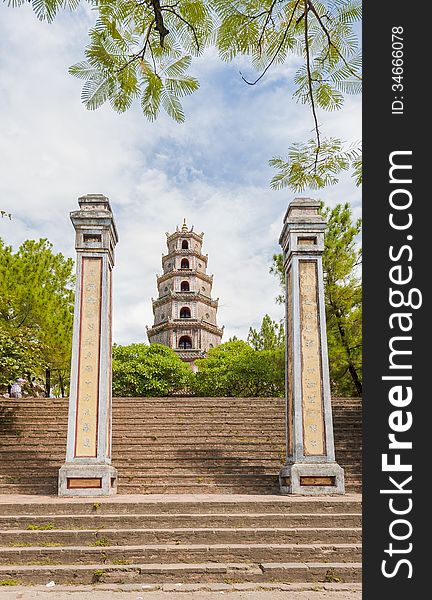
[0,495,361,585]
[0,397,362,587]
[0,396,362,495]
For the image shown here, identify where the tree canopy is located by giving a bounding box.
[193,339,285,397]
[4,0,362,191]
[321,201,361,395]
[112,342,193,396]
[247,313,284,351]
[0,238,75,396]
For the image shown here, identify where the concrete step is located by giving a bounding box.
[1,480,361,496]
[0,561,362,585]
[0,512,361,530]
[0,450,282,459]
[0,526,362,546]
[0,497,362,516]
[1,418,285,426]
[1,434,286,442]
[0,542,361,565]
[1,442,283,450]
[0,464,279,473]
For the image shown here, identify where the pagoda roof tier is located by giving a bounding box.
[162,249,208,264]
[147,318,224,338]
[166,229,204,243]
[157,269,213,285]
[152,291,218,309]
[174,349,207,361]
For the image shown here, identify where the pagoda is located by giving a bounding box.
[147,220,223,367]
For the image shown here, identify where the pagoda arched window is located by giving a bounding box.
[181,258,189,269]
[179,335,192,349]
[182,240,189,249]
[181,281,190,291]
[180,306,191,319]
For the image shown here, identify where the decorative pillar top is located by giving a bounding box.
[70,194,118,265]
[78,193,113,211]
[280,197,326,257]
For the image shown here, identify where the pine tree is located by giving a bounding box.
[0,238,75,396]
[247,314,285,351]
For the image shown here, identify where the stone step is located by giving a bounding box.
[1,475,281,485]
[2,412,360,420]
[0,512,361,529]
[1,408,360,415]
[1,395,359,403]
[0,393,362,494]
[0,542,361,565]
[0,485,361,496]
[0,482,362,495]
[0,450,283,460]
[1,413,360,422]
[1,442,283,450]
[1,414,287,423]
[0,485,288,496]
[0,459,284,469]
[0,463,281,478]
[0,561,362,585]
[1,526,362,546]
[0,401,285,410]
[0,432,277,440]
[0,445,360,455]
[0,497,362,516]
[1,433,286,441]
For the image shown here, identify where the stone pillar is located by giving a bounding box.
[279,198,345,495]
[58,195,118,497]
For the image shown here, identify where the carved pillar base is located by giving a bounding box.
[58,464,118,497]
[279,462,345,496]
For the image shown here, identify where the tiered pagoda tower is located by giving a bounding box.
[147,220,223,367]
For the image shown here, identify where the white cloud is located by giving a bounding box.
[0,4,361,344]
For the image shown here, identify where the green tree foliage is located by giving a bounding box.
[112,343,193,396]
[247,314,284,351]
[322,202,361,396]
[270,138,361,192]
[193,339,284,397]
[0,326,44,390]
[270,201,362,396]
[5,0,362,189]
[0,238,75,395]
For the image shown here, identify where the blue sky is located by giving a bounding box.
[0,4,361,344]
